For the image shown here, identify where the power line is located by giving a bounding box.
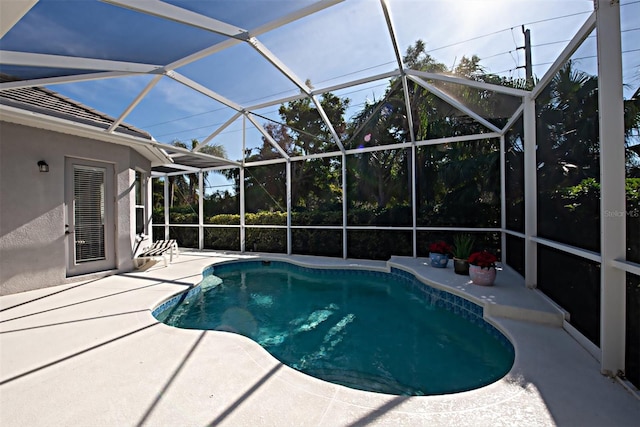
[494,47,640,76]
[155,122,228,138]
[531,39,572,49]
[522,11,592,27]
[142,106,228,129]
[153,80,389,140]
[316,61,397,86]
[455,26,640,70]
[509,27,522,71]
[426,11,591,55]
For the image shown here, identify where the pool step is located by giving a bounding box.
[485,302,565,326]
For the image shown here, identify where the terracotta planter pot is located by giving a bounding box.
[453,258,470,275]
[429,253,449,268]
[469,265,496,286]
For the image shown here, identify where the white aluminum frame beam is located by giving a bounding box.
[531,12,596,100]
[248,37,310,94]
[0,71,133,90]
[152,164,238,178]
[168,152,240,168]
[245,113,290,159]
[164,178,170,240]
[242,149,344,166]
[286,160,292,254]
[247,93,308,112]
[342,153,348,258]
[166,38,239,72]
[155,163,201,174]
[102,0,249,40]
[158,0,343,72]
[501,103,525,135]
[410,143,417,257]
[312,70,400,96]
[168,71,245,112]
[108,74,163,133]
[402,75,416,143]
[380,0,403,71]
[0,0,37,38]
[406,69,530,98]
[240,115,246,251]
[289,150,343,162]
[245,158,288,167]
[311,95,346,152]
[240,166,246,252]
[380,0,415,143]
[0,50,161,73]
[198,111,244,148]
[155,74,288,158]
[523,95,537,289]
[242,70,400,114]
[195,164,238,174]
[238,132,501,167]
[406,74,503,134]
[198,171,204,249]
[415,133,501,147]
[595,0,626,377]
[500,134,507,262]
[158,140,242,166]
[611,259,640,277]
[531,237,601,264]
[343,79,403,148]
[248,37,345,152]
[252,0,343,35]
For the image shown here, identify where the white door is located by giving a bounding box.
[65,158,115,276]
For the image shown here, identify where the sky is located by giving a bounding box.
[1,0,639,190]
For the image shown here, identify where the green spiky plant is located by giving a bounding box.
[452,234,475,260]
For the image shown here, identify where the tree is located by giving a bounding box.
[345,91,410,209]
[536,61,600,191]
[403,39,447,73]
[625,86,640,176]
[534,60,640,250]
[168,139,227,207]
[401,42,506,226]
[241,93,349,212]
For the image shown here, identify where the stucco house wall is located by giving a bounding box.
[0,121,151,295]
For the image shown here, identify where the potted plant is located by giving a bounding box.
[428,240,452,268]
[468,250,498,286]
[451,234,475,275]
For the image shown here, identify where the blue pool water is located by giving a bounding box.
[154,261,514,396]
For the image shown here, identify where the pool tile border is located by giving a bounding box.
[151,285,201,319]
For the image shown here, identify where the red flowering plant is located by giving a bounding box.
[428,240,452,255]
[468,251,497,269]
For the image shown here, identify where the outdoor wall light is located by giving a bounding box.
[37,160,49,173]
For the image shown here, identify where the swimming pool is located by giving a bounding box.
[153,260,514,396]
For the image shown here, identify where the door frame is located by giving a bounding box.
[65,157,116,277]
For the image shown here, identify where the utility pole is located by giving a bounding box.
[518,25,533,87]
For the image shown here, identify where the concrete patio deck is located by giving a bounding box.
[1,251,638,426]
